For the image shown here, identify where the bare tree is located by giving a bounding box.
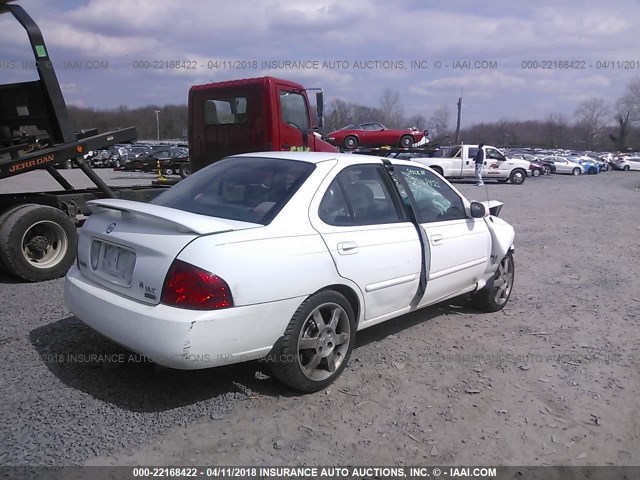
[542,112,569,148]
[379,88,404,128]
[574,98,609,149]
[406,114,428,130]
[429,105,450,140]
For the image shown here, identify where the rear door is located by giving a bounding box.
[462,147,476,176]
[310,163,422,322]
[276,84,311,152]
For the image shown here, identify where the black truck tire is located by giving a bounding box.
[179,163,191,178]
[0,204,77,282]
[0,205,33,274]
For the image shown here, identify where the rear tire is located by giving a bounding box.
[269,290,356,393]
[472,252,514,312]
[0,204,77,282]
[430,166,444,176]
[623,165,630,171]
[532,168,541,177]
[179,164,191,179]
[572,167,581,176]
[343,136,358,149]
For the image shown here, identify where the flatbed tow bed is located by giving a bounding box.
[0,0,168,282]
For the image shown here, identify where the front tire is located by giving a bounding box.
[472,252,514,312]
[0,204,77,282]
[399,135,414,147]
[509,169,526,184]
[572,167,581,176]
[623,165,630,171]
[269,290,356,393]
[532,168,541,177]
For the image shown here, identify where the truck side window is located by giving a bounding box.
[486,148,504,160]
[204,97,247,125]
[396,166,466,223]
[279,91,310,131]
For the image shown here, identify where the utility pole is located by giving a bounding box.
[455,97,462,143]
[155,109,161,142]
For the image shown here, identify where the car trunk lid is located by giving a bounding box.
[76,199,259,305]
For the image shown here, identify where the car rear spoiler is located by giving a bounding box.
[87,199,258,235]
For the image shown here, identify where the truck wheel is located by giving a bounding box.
[162,168,173,176]
[179,164,191,179]
[343,136,358,149]
[430,166,444,176]
[399,135,414,147]
[509,169,526,185]
[0,204,77,282]
[0,205,32,274]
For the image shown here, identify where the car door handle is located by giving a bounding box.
[337,242,359,255]
[430,234,444,246]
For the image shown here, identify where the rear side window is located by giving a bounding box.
[152,157,314,225]
[319,165,403,226]
[203,97,248,125]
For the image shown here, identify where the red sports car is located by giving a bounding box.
[325,122,426,149]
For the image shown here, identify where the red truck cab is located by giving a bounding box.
[188,76,337,172]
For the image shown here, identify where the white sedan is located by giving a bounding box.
[65,152,516,392]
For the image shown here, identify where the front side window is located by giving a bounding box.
[279,91,310,131]
[397,166,466,223]
[485,148,504,160]
[204,97,248,125]
[319,165,402,226]
[153,157,314,225]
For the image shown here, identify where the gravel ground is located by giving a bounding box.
[1,169,639,466]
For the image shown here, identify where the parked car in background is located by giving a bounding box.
[120,148,189,176]
[509,154,548,176]
[65,152,515,392]
[542,156,585,175]
[570,156,600,174]
[326,123,426,149]
[535,157,557,174]
[613,156,640,171]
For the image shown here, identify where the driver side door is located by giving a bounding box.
[395,165,491,305]
[483,147,505,178]
[277,86,311,151]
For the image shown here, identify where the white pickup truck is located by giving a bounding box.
[402,144,530,185]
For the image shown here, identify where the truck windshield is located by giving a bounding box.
[152,157,315,225]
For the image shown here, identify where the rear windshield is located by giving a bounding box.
[152,157,315,225]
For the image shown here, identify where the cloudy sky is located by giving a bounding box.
[1,0,639,125]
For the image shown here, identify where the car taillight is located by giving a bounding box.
[161,260,233,310]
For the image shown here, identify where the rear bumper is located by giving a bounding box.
[65,266,304,369]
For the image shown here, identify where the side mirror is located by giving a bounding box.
[316,92,324,128]
[469,202,486,218]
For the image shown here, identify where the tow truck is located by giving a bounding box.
[0,0,169,281]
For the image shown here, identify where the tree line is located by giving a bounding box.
[67,77,640,151]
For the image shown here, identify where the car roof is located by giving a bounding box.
[230,151,418,168]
